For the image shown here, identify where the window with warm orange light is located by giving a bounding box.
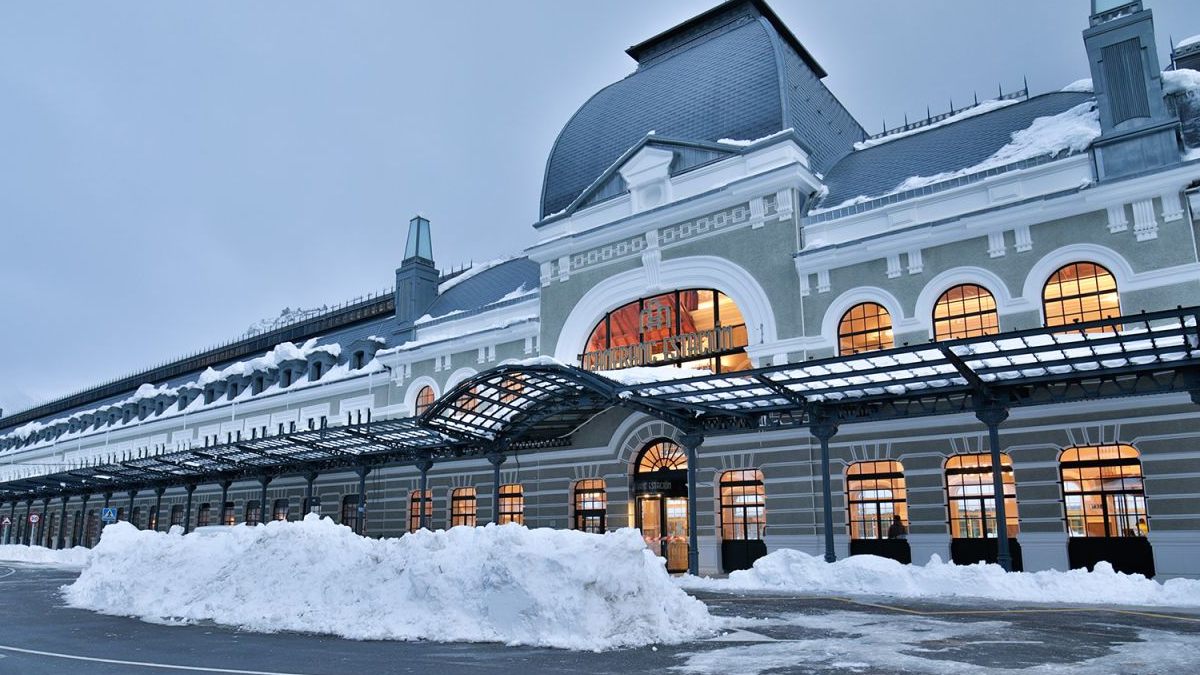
[838,302,894,355]
[847,460,908,540]
[933,284,999,340]
[1043,262,1120,329]
[1061,444,1148,538]
[945,454,1019,538]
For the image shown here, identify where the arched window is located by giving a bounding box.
[130,507,142,530]
[147,508,159,532]
[582,289,750,373]
[638,439,688,472]
[838,302,894,355]
[272,498,290,521]
[933,284,999,340]
[451,487,477,527]
[351,351,365,370]
[1042,262,1120,329]
[408,489,432,532]
[244,500,262,525]
[498,484,524,525]
[341,495,363,533]
[847,460,908,540]
[169,504,184,527]
[221,502,236,526]
[197,503,211,528]
[946,454,1019,538]
[719,470,765,541]
[415,386,436,416]
[573,479,607,533]
[1061,445,1148,538]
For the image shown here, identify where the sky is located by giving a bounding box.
[1,0,1196,415]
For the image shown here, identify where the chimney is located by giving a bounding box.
[1083,1,1181,180]
[395,215,440,339]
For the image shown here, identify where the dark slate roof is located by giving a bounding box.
[424,257,539,320]
[817,92,1095,209]
[539,1,863,219]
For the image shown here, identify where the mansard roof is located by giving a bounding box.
[814,92,1096,213]
[423,257,539,322]
[539,0,864,219]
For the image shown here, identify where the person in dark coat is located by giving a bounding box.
[887,514,907,539]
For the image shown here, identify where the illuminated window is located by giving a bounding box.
[451,487,477,527]
[946,454,1019,538]
[272,498,290,521]
[573,479,607,533]
[581,289,750,373]
[847,461,908,540]
[498,484,524,525]
[720,470,765,540]
[1042,262,1120,329]
[244,500,262,525]
[415,386,436,416]
[1061,445,1148,538]
[341,495,362,533]
[838,302,894,355]
[408,489,433,532]
[147,508,159,532]
[638,440,688,472]
[169,504,184,527]
[197,503,211,528]
[933,284,999,340]
[221,502,236,526]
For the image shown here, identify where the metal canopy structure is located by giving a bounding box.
[2,306,1199,572]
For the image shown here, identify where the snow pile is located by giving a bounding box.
[1179,35,1200,50]
[1163,68,1200,97]
[854,97,1021,150]
[0,544,91,567]
[1061,77,1093,93]
[680,549,1200,608]
[64,519,715,650]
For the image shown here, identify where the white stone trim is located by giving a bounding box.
[402,377,440,417]
[913,266,1032,335]
[819,286,915,347]
[443,367,479,394]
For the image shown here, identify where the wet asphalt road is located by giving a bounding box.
[2,563,1200,674]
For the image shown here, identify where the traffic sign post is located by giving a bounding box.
[28,513,40,525]
[1,516,10,545]
[101,507,118,524]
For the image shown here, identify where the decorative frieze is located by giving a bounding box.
[658,201,752,245]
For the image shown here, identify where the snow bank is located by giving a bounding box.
[679,549,1200,608]
[64,519,715,650]
[0,544,91,567]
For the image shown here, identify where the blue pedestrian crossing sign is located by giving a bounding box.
[101,507,118,523]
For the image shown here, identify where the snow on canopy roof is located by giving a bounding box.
[814,92,1094,212]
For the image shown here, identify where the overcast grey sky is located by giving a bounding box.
[1,1,1196,413]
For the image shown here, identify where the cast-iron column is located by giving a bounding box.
[811,418,840,563]
[126,489,137,527]
[219,480,231,525]
[101,492,112,535]
[153,487,165,532]
[183,484,196,533]
[487,451,506,524]
[976,404,1013,572]
[6,501,15,544]
[24,499,33,545]
[355,466,369,535]
[415,458,433,531]
[57,495,69,549]
[304,472,318,516]
[39,497,50,547]
[76,494,90,546]
[258,476,271,525]
[680,432,704,577]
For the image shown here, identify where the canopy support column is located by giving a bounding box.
[487,451,506,524]
[57,496,69,549]
[304,472,318,516]
[811,418,840,563]
[183,484,196,533]
[416,458,433,531]
[6,501,15,544]
[259,476,271,525]
[680,432,704,576]
[153,487,165,532]
[355,466,369,535]
[39,497,50,547]
[75,494,89,547]
[24,499,33,545]
[101,492,112,535]
[126,489,138,527]
[219,480,231,525]
[976,403,1013,572]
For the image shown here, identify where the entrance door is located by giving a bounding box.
[636,495,689,573]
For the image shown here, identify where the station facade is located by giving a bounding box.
[3,0,1200,579]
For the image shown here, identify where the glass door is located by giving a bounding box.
[664,497,689,573]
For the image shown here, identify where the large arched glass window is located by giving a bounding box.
[221,502,236,526]
[498,484,524,525]
[581,289,750,373]
[847,460,908,539]
[408,489,433,532]
[1061,444,1148,538]
[414,386,436,417]
[451,487,477,527]
[244,500,262,525]
[638,439,688,472]
[838,302,894,355]
[1042,262,1120,329]
[719,470,765,541]
[946,454,1019,538]
[573,479,607,533]
[272,499,290,521]
[169,504,185,528]
[197,503,211,528]
[341,495,361,532]
[933,284,999,340]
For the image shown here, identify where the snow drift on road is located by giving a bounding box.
[0,544,91,568]
[679,549,1200,608]
[63,518,715,650]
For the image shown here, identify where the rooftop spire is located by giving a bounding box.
[404,215,433,262]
